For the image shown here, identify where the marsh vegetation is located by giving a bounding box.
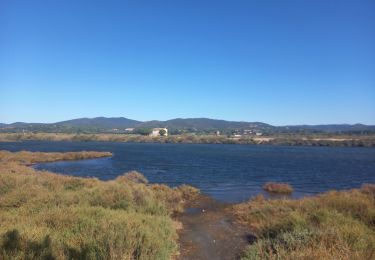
[235,185,375,259]
[1,132,375,147]
[0,151,199,259]
[262,182,294,194]
[0,150,112,164]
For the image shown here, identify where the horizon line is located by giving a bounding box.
[1,116,374,127]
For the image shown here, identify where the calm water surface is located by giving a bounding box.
[1,141,375,202]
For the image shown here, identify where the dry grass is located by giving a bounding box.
[0,151,199,259]
[234,185,375,259]
[262,182,293,194]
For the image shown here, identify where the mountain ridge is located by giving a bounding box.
[1,117,374,134]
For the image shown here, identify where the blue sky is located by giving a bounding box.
[1,0,374,125]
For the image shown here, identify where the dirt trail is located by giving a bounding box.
[177,196,255,260]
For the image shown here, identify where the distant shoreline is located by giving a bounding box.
[0,132,374,147]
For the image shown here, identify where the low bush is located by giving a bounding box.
[116,171,149,184]
[262,182,293,194]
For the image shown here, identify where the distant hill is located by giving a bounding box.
[0,117,142,133]
[57,117,141,128]
[138,118,273,132]
[278,124,375,133]
[0,117,374,134]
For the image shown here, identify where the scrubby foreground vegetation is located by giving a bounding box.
[0,151,199,259]
[235,185,375,259]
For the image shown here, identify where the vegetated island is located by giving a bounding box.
[1,132,375,147]
[0,150,113,164]
[1,150,374,259]
[262,182,294,194]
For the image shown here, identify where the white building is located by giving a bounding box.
[243,129,253,135]
[150,128,168,137]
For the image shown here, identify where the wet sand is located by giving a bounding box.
[176,196,255,260]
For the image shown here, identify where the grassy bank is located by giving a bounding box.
[1,132,374,147]
[0,151,199,259]
[234,185,375,259]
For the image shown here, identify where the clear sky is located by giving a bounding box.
[1,0,374,125]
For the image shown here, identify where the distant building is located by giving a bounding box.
[255,132,263,136]
[215,130,220,136]
[150,128,168,137]
[106,128,135,134]
[243,129,253,135]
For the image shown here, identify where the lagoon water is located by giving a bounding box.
[1,141,375,202]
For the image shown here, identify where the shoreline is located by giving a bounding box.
[1,132,375,147]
